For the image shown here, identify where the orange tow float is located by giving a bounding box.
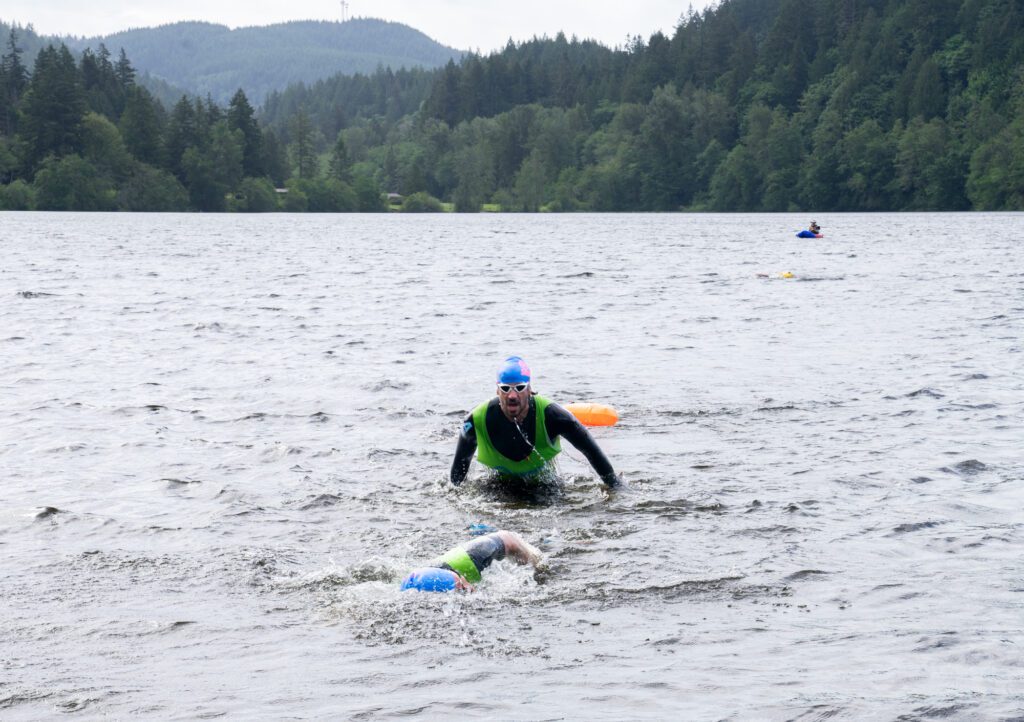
[565,402,619,427]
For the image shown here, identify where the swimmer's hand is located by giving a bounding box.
[601,474,626,501]
[522,540,544,567]
[601,472,622,488]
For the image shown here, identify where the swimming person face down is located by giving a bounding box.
[400,530,543,592]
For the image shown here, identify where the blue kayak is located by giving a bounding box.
[796,230,823,238]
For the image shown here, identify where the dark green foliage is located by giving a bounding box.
[895,117,969,209]
[400,190,444,212]
[228,177,279,212]
[179,120,243,211]
[289,109,318,179]
[290,176,359,212]
[33,154,116,210]
[0,179,34,209]
[4,1,1024,212]
[21,44,86,170]
[281,181,308,212]
[163,96,204,181]
[966,95,1024,209]
[118,163,189,211]
[0,134,19,183]
[228,89,263,177]
[119,86,164,166]
[352,171,386,211]
[260,129,289,187]
[80,45,121,120]
[81,111,134,182]
[1,28,30,135]
[260,65,438,143]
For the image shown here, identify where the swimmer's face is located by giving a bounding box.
[497,382,530,420]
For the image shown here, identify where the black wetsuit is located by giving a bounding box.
[432,533,507,576]
[450,396,618,486]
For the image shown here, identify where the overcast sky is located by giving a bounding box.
[2,0,716,52]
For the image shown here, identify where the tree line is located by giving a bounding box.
[3,0,1024,212]
[351,0,1023,211]
[271,0,1023,211]
[0,29,387,211]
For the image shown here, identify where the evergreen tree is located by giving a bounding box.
[1,28,29,135]
[289,108,317,179]
[115,48,136,89]
[164,96,198,180]
[181,146,224,211]
[895,117,968,209]
[227,88,263,177]
[22,44,87,170]
[908,56,945,121]
[635,84,699,209]
[426,60,461,126]
[260,128,289,186]
[80,44,123,120]
[119,86,164,167]
[837,119,897,210]
[328,131,352,181]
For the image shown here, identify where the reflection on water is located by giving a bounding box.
[1,211,1022,719]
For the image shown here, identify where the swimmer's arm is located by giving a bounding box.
[495,530,543,566]
[547,404,620,487]
[450,416,477,486]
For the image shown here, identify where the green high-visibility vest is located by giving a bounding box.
[435,547,481,583]
[471,395,561,475]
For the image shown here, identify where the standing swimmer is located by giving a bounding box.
[401,530,543,592]
[449,356,619,488]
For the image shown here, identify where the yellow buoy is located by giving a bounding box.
[781,271,795,279]
[565,402,619,427]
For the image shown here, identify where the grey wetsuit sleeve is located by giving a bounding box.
[450,414,477,486]
[463,533,506,572]
[546,403,619,487]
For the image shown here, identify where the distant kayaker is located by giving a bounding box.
[400,530,542,592]
[809,220,821,234]
[449,356,619,487]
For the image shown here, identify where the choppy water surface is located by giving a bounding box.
[1,212,1022,719]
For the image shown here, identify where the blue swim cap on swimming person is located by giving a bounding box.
[400,567,460,592]
[497,356,531,384]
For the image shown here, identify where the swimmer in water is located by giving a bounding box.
[450,356,619,487]
[400,530,543,592]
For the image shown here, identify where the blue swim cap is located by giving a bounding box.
[497,356,531,384]
[400,567,459,592]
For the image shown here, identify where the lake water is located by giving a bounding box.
[1,211,1022,719]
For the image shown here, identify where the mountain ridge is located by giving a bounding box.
[46,18,463,105]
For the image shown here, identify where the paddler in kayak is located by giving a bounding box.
[809,220,821,234]
[450,356,620,488]
[400,529,542,592]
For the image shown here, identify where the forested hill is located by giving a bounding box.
[268,0,1024,212]
[60,19,463,105]
[2,0,1024,213]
